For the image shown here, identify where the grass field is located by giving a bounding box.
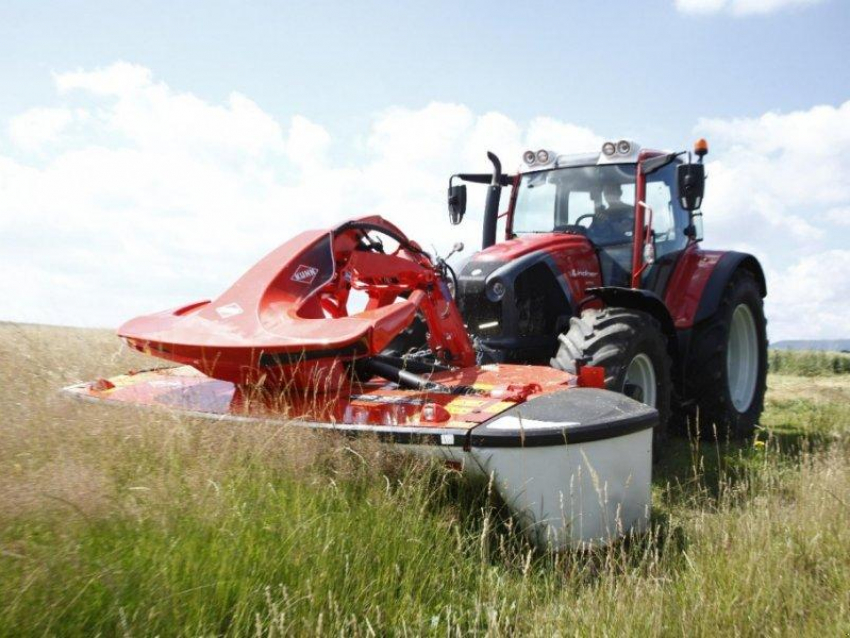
[769,349,850,376]
[2,323,850,636]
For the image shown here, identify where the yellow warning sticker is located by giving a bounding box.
[445,398,515,415]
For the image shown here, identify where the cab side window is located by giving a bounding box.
[512,173,556,234]
[645,163,689,259]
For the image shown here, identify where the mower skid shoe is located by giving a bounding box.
[469,388,656,550]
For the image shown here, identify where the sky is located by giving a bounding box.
[1,0,849,341]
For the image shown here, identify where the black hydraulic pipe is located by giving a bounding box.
[363,358,476,395]
[481,151,503,249]
[372,354,450,375]
[364,358,446,392]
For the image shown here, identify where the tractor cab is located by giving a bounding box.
[449,140,706,292]
[511,144,693,289]
[447,140,707,363]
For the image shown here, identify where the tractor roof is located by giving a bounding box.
[517,140,668,174]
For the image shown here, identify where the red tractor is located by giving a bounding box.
[444,139,768,442]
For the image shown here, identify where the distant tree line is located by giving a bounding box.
[769,349,850,376]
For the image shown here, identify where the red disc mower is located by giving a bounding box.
[65,137,766,550]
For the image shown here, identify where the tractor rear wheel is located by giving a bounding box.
[551,308,672,454]
[686,269,767,439]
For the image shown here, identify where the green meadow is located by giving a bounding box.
[2,324,849,636]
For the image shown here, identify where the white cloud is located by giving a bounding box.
[825,206,850,225]
[56,61,153,96]
[57,61,286,159]
[697,100,850,339]
[1,62,849,342]
[8,107,74,152]
[675,0,823,15]
[697,100,850,244]
[766,250,850,339]
[0,63,585,330]
[286,115,332,170]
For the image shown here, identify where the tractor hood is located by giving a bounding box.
[472,232,594,263]
[455,232,602,364]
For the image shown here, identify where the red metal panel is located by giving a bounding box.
[664,245,726,329]
[470,233,603,303]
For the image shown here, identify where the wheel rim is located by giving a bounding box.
[623,353,657,407]
[727,303,758,413]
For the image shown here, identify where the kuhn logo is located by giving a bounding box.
[291,264,319,284]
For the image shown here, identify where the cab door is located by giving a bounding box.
[642,162,691,296]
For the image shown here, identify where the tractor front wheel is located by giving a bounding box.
[551,308,672,454]
[686,269,767,439]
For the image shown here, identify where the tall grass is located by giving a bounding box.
[769,348,850,376]
[1,323,850,636]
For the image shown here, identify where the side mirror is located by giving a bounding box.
[677,163,705,211]
[447,184,467,225]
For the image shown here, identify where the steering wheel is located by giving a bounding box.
[574,214,595,227]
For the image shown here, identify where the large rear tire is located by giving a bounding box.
[551,308,672,455]
[686,269,767,439]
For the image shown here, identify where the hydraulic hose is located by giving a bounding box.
[363,357,475,395]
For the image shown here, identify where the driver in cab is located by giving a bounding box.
[590,182,634,244]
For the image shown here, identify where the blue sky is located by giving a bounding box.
[1,0,849,339]
[3,0,846,145]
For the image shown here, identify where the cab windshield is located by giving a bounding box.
[511,164,637,247]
